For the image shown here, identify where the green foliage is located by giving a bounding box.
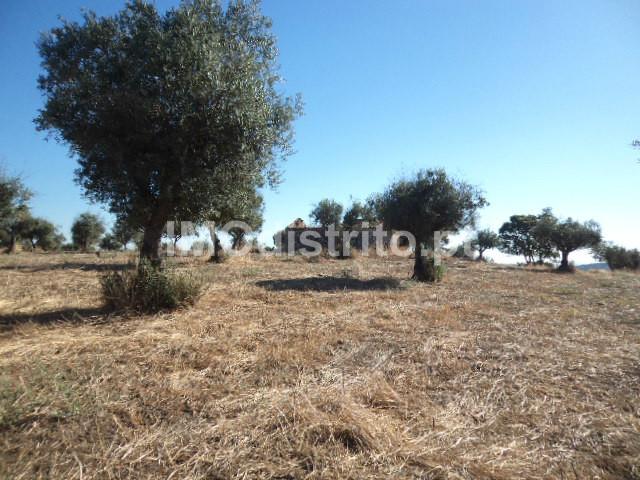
[499,214,539,264]
[101,260,203,313]
[342,200,378,228]
[373,169,486,281]
[310,199,344,227]
[374,169,486,244]
[547,218,601,271]
[433,263,446,282]
[36,0,301,261]
[20,217,64,251]
[100,233,123,251]
[228,190,264,250]
[501,209,601,271]
[499,209,557,264]
[0,167,33,253]
[473,229,499,260]
[71,213,105,252]
[112,217,142,250]
[593,243,639,271]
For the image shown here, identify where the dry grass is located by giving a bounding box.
[0,252,639,479]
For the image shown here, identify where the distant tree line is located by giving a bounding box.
[305,192,636,276]
[496,208,602,271]
[0,168,64,253]
[593,243,640,271]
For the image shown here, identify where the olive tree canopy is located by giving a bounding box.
[36,0,301,262]
[548,218,601,271]
[21,217,65,251]
[374,169,487,281]
[498,209,557,264]
[71,213,105,252]
[310,199,344,228]
[0,169,33,253]
[473,229,499,261]
[342,200,378,229]
[227,189,264,250]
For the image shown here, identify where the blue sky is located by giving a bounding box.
[1,0,638,261]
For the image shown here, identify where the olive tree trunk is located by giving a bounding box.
[558,250,572,272]
[7,233,17,254]
[139,201,172,265]
[140,221,165,265]
[210,232,224,263]
[412,242,438,282]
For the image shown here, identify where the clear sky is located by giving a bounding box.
[1,0,638,262]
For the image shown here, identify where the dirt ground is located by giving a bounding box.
[0,252,638,479]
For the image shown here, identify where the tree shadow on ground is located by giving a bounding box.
[255,276,402,292]
[490,265,558,274]
[0,306,110,333]
[0,262,130,273]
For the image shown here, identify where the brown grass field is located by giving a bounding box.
[0,252,638,479]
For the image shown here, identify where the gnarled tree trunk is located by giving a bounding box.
[412,242,437,282]
[139,201,171,266]
[140,220,165,266]
[558,250,572,272]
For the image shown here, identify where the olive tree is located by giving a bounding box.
[499,209,557,264]
[71,213,105,252]
[374,169,487,282]
[342,200,377,229]
[473,229,499,261]
[36,0,300,263]
[21,217,64,251]
[100,233,123,251]
[549,218,601,271]
[593,243,640,270]
[112,217,142,250]
[228,191,264,250]
[310,199,344,228]
[0,169,32,253]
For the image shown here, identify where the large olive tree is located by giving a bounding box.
[374,169,487,282]
[548,218,601,272]
[36,0,300,263]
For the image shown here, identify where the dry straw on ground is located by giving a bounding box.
[0,252,638,479]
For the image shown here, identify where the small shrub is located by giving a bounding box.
[433,263,446,282]
[594,243,640,271]
[101,260,203,313]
